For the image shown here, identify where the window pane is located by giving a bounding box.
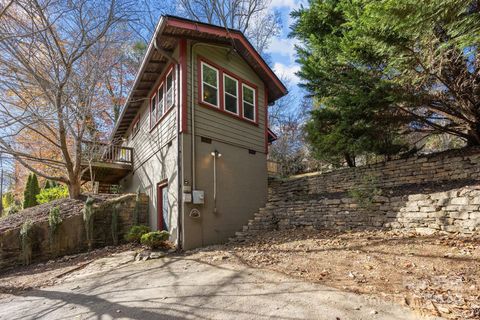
[158,84,164,118]
[166,89,173,109]
[203,84,218,106]
[243,86,254,104]
[166,73,173,108]
[224,76,237,96]
[167,73,173,90]
[225,94,237,113]
[151,96,156,122]
[202,64,217,87]
[243,102,254,120]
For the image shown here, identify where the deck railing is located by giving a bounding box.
[267,160,280,176]
[81,141,133,166]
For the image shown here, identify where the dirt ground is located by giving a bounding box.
[190,230,480,320]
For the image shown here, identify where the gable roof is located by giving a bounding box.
[112,15,288,140]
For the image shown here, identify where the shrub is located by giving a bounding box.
[140,231,170,249]
[23,174,40,209]
[83,197,95,250]
[3,204,21,217]
[36,186,69,204]
[20,219,34,265]
[48,206,62,248]
[2,192,15,210]
[125,225,150,243]
[348,175,382,209]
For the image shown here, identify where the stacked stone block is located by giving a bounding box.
[233,148,480,242]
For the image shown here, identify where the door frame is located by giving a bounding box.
[157,180,168,231]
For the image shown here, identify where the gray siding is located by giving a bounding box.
[120,47,180,242]
[187,44,266,153]
[125,46,179,169]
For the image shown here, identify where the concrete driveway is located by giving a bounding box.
[0,254,438,320]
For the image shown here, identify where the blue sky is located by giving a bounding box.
[265,0,308,88]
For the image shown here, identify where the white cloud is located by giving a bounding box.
[269,0,306,10]
[273,62,301,85]
[266,37,298,63]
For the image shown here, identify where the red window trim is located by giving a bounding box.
[223,73,240,116]
[197,56,259,126]
[149,63,176,131]
[132,114,141,138]
[199,60,221,109]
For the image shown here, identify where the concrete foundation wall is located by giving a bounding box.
[181,136,268,249]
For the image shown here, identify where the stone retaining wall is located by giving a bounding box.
[233,148,480,241]
[0,193,148,270]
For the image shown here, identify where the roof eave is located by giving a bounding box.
[110,17,167,141]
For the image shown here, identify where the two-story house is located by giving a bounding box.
[89,15,287,250]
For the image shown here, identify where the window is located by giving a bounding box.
[223,74,238,114]
[197,57,258,124]
[157,83,164,119]
[150,64,176,129]
[150,94,156,124]
[132,116,140,136]
[166,71,174,110]
[242,84,256,121]
[201,62,219,107]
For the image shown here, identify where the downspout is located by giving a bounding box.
[176,63,183,249]
[190,42,201,189]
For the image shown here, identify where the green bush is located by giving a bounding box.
[83,197,95,250]
[348,175,382,209]
[20,220,34,265]
[125,225,150,243]
[48,206,62,235]
[36,186,69,204]
[23,173,40,209]
[140,231,169,249]
[2,192,15,210]
[3,204,21,217]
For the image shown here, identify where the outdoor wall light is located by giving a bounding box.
[211,150,222,157]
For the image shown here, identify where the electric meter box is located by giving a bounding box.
[192,190,205,204]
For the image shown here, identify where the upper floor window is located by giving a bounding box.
[157,83,164,119]
[224,74,239,115]
[132,115,140,136]
[166,71,174,109]
[150,64,175,129]
[150,94,157,123]
[242,84,256,122]
[198,56,258,125]
[201,62,219,107]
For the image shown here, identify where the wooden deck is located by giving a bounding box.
[81,142,133,184]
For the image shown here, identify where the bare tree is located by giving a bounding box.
[267,77,315,176]
[178,0,281,54]
[0,0,14,21]
[0,0,134,199]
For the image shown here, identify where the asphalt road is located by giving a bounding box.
[0,254,438,320]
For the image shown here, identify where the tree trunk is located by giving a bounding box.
[68,180,82,199]
[466,125,480,146]
[344,153,356,167]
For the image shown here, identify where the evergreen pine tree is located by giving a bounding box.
[44,180,51,189]
[23,174,32,209]
[30,174,40,206]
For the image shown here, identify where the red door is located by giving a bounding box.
[157,182,168,231]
